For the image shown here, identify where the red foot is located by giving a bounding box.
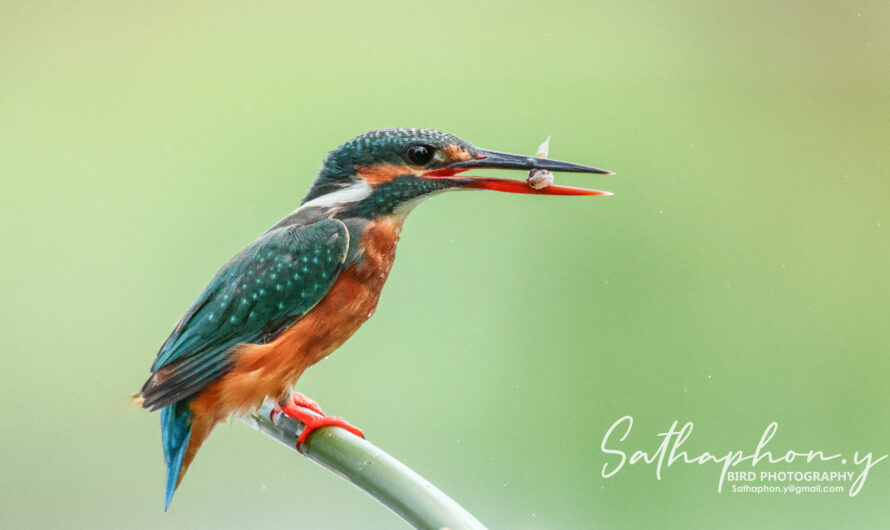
[291,392,324,416]
[273,392,364,453]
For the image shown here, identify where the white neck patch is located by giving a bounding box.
[299,180,373,210]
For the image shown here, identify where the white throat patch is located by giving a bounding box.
[299,180,373,209]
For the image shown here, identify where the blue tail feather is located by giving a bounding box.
[160,403,192,511]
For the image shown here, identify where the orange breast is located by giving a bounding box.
[189,217,403,421]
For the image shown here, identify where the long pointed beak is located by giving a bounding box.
[452,149,613,175]
[425,148,614,196]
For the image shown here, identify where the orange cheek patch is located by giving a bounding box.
[356,163,414,185]
[357,146,471,186]
[444,144,472,162]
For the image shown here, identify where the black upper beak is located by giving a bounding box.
[449,149,613,174]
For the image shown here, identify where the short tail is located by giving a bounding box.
[160,403,192,511]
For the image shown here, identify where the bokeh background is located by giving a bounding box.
[2,1,888,528]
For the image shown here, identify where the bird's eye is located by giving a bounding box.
[406,144,435,165]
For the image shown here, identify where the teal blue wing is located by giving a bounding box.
[140,219,349,410]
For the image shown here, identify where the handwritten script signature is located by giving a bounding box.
[600,416,887,497]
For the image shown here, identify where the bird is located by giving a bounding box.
[137,127,612,510]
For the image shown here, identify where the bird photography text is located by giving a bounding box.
[599,416,887,497]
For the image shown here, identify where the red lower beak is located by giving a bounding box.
[422,169,612,196]
[447,176,612,196]
[448,177,612,195]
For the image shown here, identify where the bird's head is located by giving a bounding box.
[302,128,612,220]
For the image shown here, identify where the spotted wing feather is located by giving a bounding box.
[140,219,349,410]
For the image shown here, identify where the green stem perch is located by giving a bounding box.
[243,401,486,530]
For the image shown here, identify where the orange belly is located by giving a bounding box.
[189,217,403,422]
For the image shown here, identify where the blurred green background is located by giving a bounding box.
[1,1,888,528]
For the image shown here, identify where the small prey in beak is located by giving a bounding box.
[527,136,554,190]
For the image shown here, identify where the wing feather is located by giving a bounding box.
[140,219,349,410]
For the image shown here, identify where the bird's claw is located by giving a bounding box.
[290,392,324,416]
[294,414,365,451]
[273,392,365,453]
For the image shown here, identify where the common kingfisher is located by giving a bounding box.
[138,128,612,510]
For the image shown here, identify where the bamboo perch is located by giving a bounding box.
[243,401,487,530]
